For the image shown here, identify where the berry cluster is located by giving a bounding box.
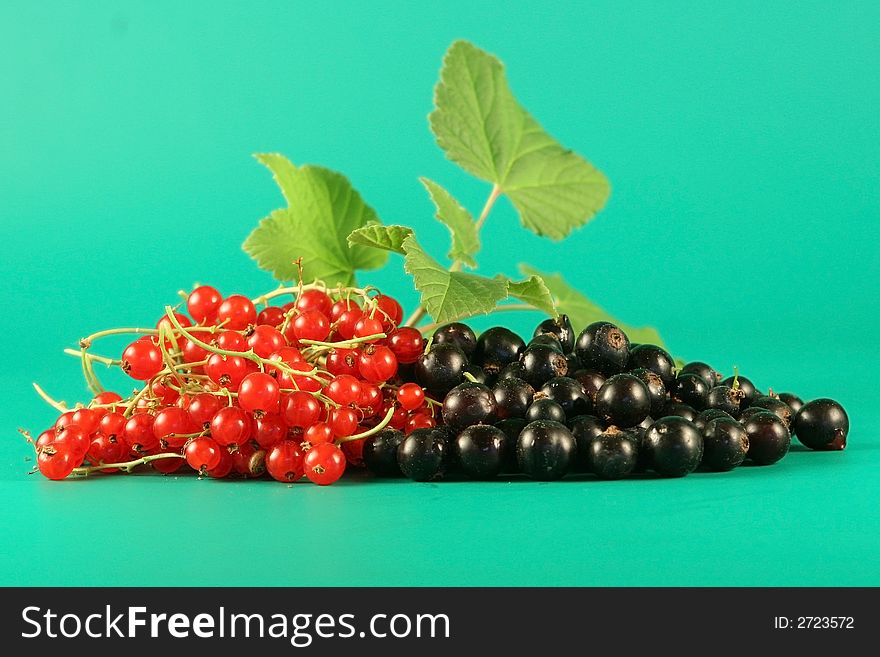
[361,317,850,482]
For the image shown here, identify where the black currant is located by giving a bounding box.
[720,375,760,407]
[595,373,651,428]
[525,398,567,424]
[441,382,497,431]
[431,322,477,358]
[569,415,605,472]
[628,344,676,386]
[533,314,575,354]
[497,361,527,382]
[397,428,450,481]
[574,321,630,375]
[571,369,606,405]
[587,426,639,480]
[701,417,749,471]
[473,327,525,373]
[632,415,654,473]
[629,368,666,416]
[749,395,793,427]
[738,406,769,422]
[528,333,564,353]
[492,377,535,420]
[454,424,507,479]
[660,401,698,422]
[680,362,722,388]
[415,343,468,397]
[362,427,406,477]
[519,344,568,388]
[515,420,576,480]
[742,411,790,465]
[540,376,591,419]
[565,353,582,374]
[777,392,804,416]
[793,398,849,451]
[693,408,734,434]
[495,418,527,472]
[669,373,710,410]
[643,417,703,477]
[705,385,745,417]
[465,363,491,386]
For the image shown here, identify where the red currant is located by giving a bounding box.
[185,437,222,472]
[214,330,248,352]
[357,382,383,418]
[374,294,403,331]
[92,391,123,409]
[283,391,323,428]
[122,337,163,380]
[329,298,359,323]
[54,410,76,432]
[358,344,398,383]
[405,412,436,434]
[53,425,90,461]
[253,414,287,449]
[87,433,127,469]
[35,429,56,451]
[216,294,257,330]
[238,372,281,415]
[354,315,384,339]
[99,412,127,439]
[156,312,192,350]
[205,353,249,390]
[187,393,222,429]
[183,339,209,364]
[296,289,333,316]
[151,452,185,474]
[187,285,223,324]
[207,449,235,478]
[292,310,331,343]
[387,327,424,364]
[287,361,323,392]
[153,406,197,449]
[70,408,102,435]
[324,374,362,406]
[210,406,252,448]
[256,306,285,328]
[336,308,364,340]
[328,407,359,437]
[231,441,259,477]
[150,378,179,405]
[266,440,305,482]
[122,413,158,452]
[304,422,334,445]
[341,437,366,467]
[325,348,360,377]
[37,443,77,480]
[389,406,409,430]
[247,325,286,358]
[304,443,346,485]
[396,383,426,411]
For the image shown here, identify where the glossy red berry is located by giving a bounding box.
[238,372,281,415]
[405,412,436,434]
[70,408,102,435]
[324,375,362,406]
[266,440,305,482]
[207,449,235,478]
[336,308,365,340]
[329,298,359,323]
[122,337,163,380]
[183,338,209,364]
[87,433,127,468]
[247,325,286,358]
[357,382,383,417]
[256,306,286,328]
[187,393,223,428]
[291,310,331,343]
[122,413,158,452]
[387,327,424,364]
[304,442,346,485]
[92,391,123,408]
[153,406,197,449]
[216,294,257,330]
[253,414,287,449]
[354,315,384,339]
[374,295,403,331]
[214,330,248,352]
[205,354,249,390]
[53,425,90,461]
[358,344,398,383]
[286,361,323,392]
[99,412,127,439]
[185,437,222,472]
[187,285,223,324]
[304,422,334,445]
[210,406,252,448]
[325,348,361,377]
[37,443,78,480]
[396,383,425,411]
[156,312,192,350]
[296,289,333,316]
[328,407,359,437]
[54,410,76,431]
[283,391,323,428]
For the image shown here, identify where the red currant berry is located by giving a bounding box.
[247,325,286,358]
[336,308,364,340]
[35,429,56,451]
[99,412,127,439]
[256,306,285,328]
[296,289,333,316]
[238,372,281,415]
[389,406,409,430]
[231,440,259,477]
[253,414,287,450]
[121,337,163,380]
[304,422,334,445]
[156,312,192,350]
[187,285,223,324]
[354,315,384,339]
[303,442,346,485]
[54,410,76,432]
[183,339,209,364]
[53,425,90,461]
[292,310,331,343]
[216,294,257,330]
[214,330,248,352]
[187,393,222,429]
[287,361,323,392]
[205,354,249,390]
[396,383,426,411]
[37,443,77,480]
[357,382,383,418]
[329,298,359,323]
[87,433,127,469]
[405,412,436,434]
[374,294,403,331]
[153,406,197,449]
[324,374,362,406]
[387,327,424,364]
[207,449,235,478]
[358,344,398,383]
[210,406,252,448]
[151,452,185,474]
[266,440,305,482]
[185,437,222,472]
[150,378,179,405]
[341,437,366,467]
[92,391,123,409]
[122,413,158,452]
[325,348,360,377]
[328,407,359,437]
[283,391,323,428]
[70,408,102,435]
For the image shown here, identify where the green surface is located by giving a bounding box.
[1,1,878,586]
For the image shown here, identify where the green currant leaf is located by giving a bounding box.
[506,275,556,317]
[419,177,480,268]
[244,164,386,285]
[346,224,413,255]
[430,40,611,240]
[520,265,667,347]
[403,235,508,324]
[254,153,299,206]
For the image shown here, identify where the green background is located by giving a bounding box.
[1,1,878,586]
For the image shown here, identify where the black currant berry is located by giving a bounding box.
[497,361,527,382]
[432,322,477,358]
[519,344,568,388]
[571,369,606,405]
[742,411,790,465]
[777,392,804,415]
[587,426,639,480]
[569,415,605,472]
[693,408,734,434]
[495,418,527,472]
[629,368,666,416]
[643,417,703,477]
[492,377,535,420]
[705,385,745,417]
[415,344,468,397]
[454,425,507,479]
[749,395,793,427]
[720,375,760,407]
[516,420,575,480]
[533,314,575,354]
[575,321,630,375]
[565,353,582,374]
[441,382,497,431]
[628,344,676,386]
[701,417,749,471]
[528,333,564,353]
[660,401,698,422]
[680,362,721,388]
[793,398,849,451]
[595,373,651,428]
[397,428,449,481]
[540,376,591,418]
[525,398,567,424]
[464,363,491,386]
[632,416,654,473]
[738,406,769,423]
[362,427,406,477]
[669,373,710,410]
[474,327,525,372]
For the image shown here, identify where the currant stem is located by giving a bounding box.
[71,452,185,476]
[253,283,373,306]
[335,406,395,444]
[298,333,386,349]
[63,348,121,367]
[32,383,68,412]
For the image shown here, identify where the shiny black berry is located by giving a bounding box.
[565,353,582,374]
[680,362,721,388]
[743,411,790,465]
[629,368,666,416]
[464,363,491,386]
[415,344,468,397]
[569,415,605,472]
[720,375,760,407]
[738,405,769,422]
[474,327,525,372]
[519,344,568,388]
[660,401,698,422]
[454,425,507,479]
[702,417,749,471]
[643,417,703,477]
[777,392,804,415]
[362,427,406,477]
[525,398,567,424]
[749,395,793,427]
[669,373,709,410]
[495,418,527,472]
[793,398,849,451]
[397,428,449,481]
[516,420,576,480]
[492,377,535,420]
[628,344,676,386]
[574,321,631,375]
[441,382,497,431]
[528,333,564,353]
[595,373,651,428]
[705,385,745,416]
[587,426,639,480]
[540,376,591,419]
[571,369,606,405]
[533,314,575,354]
[693,408,734,434]
[497,361,527,382]
[432,322,477,359]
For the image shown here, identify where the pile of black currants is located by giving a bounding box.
[362,317,850,482]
